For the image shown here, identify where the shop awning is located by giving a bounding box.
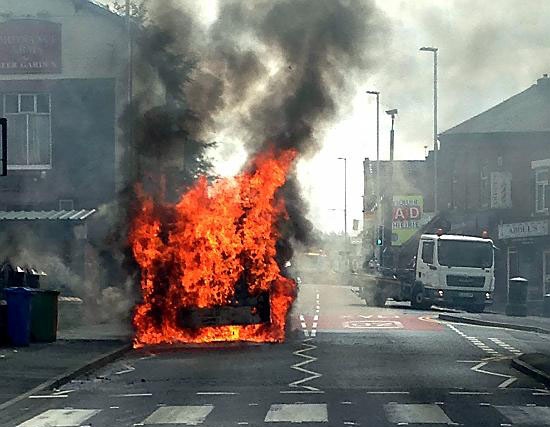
[0,209,97,221]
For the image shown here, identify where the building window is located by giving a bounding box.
[535,168,550,213]
[2,94,52,169]
[480,162,490,208]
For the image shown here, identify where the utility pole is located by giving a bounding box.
[338,157,348,243]
[384,109,398,268]
[0,118,7,176]
[420,46,439,212]
[366,91,380,262]
[126,0,135,181]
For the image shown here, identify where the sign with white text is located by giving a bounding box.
[392,195,423,246]
[0,20,62,74]
[498,220,549,239]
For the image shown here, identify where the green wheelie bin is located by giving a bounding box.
[30,289,60,342]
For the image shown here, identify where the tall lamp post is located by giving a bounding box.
[420,46,438,212]
[366,91,380,255]
[383,109,397,267]
[337,157,348,243]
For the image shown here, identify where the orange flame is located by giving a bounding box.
[130,149,298,347]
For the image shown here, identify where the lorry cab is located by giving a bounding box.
[413,233,495,312]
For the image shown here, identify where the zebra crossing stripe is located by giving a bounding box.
[17,409,100,427]
[385,403,453,424]
[16,403,550,426]
[496,405,550,425]
[142,405,214,425]
[265,403,328,423]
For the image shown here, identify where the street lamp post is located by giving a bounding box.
[337,157,348,242]
[366,91,380,246]
[420,46,438,212]
[383,109,397,267]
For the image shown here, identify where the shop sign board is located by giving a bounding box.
[0,20,62,74]
[498,220,549,239]
[392,195,423,246]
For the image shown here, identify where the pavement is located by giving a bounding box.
[1,283,550,426]
[0,299,133,413]
[439,311,550,334]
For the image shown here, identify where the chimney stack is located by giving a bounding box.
[537,73,550,89]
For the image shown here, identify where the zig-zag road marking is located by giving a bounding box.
[281,338,323,394]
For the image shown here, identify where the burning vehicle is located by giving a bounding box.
[130,149,298,347]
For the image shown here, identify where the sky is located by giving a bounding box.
[297,0,550,235]
[104,0,550,235]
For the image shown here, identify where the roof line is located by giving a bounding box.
[441,84,535,136]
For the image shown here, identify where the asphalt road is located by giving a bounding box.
[3,283,550,426]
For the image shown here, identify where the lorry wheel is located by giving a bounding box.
[374,293,386,307]
[411,287,430,310]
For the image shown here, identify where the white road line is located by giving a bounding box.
[196,392,238,395]
[112,393,153,397]
[265,403,328,423]
[282,341,323,393]
[469,361,517,388]
[299,314,305,321]
[115,364,136,375]
[311,330,317,337]
[28,395,69,399]
[498,377,518,389]
[449,391,492,395]
[312,322,318,329]
[448,324,501,356]
[28,390,75,399]
[17,409,100,427]
[488,338,523,356]
[367,391,410,395]
[313,314,319,321]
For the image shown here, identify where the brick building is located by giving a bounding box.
[0,0,128,285]
[437,74,550,308]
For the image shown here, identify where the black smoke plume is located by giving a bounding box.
[109,0,388,292]
[126,0,387,253]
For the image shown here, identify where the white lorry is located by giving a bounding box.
[359,232,495,312]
